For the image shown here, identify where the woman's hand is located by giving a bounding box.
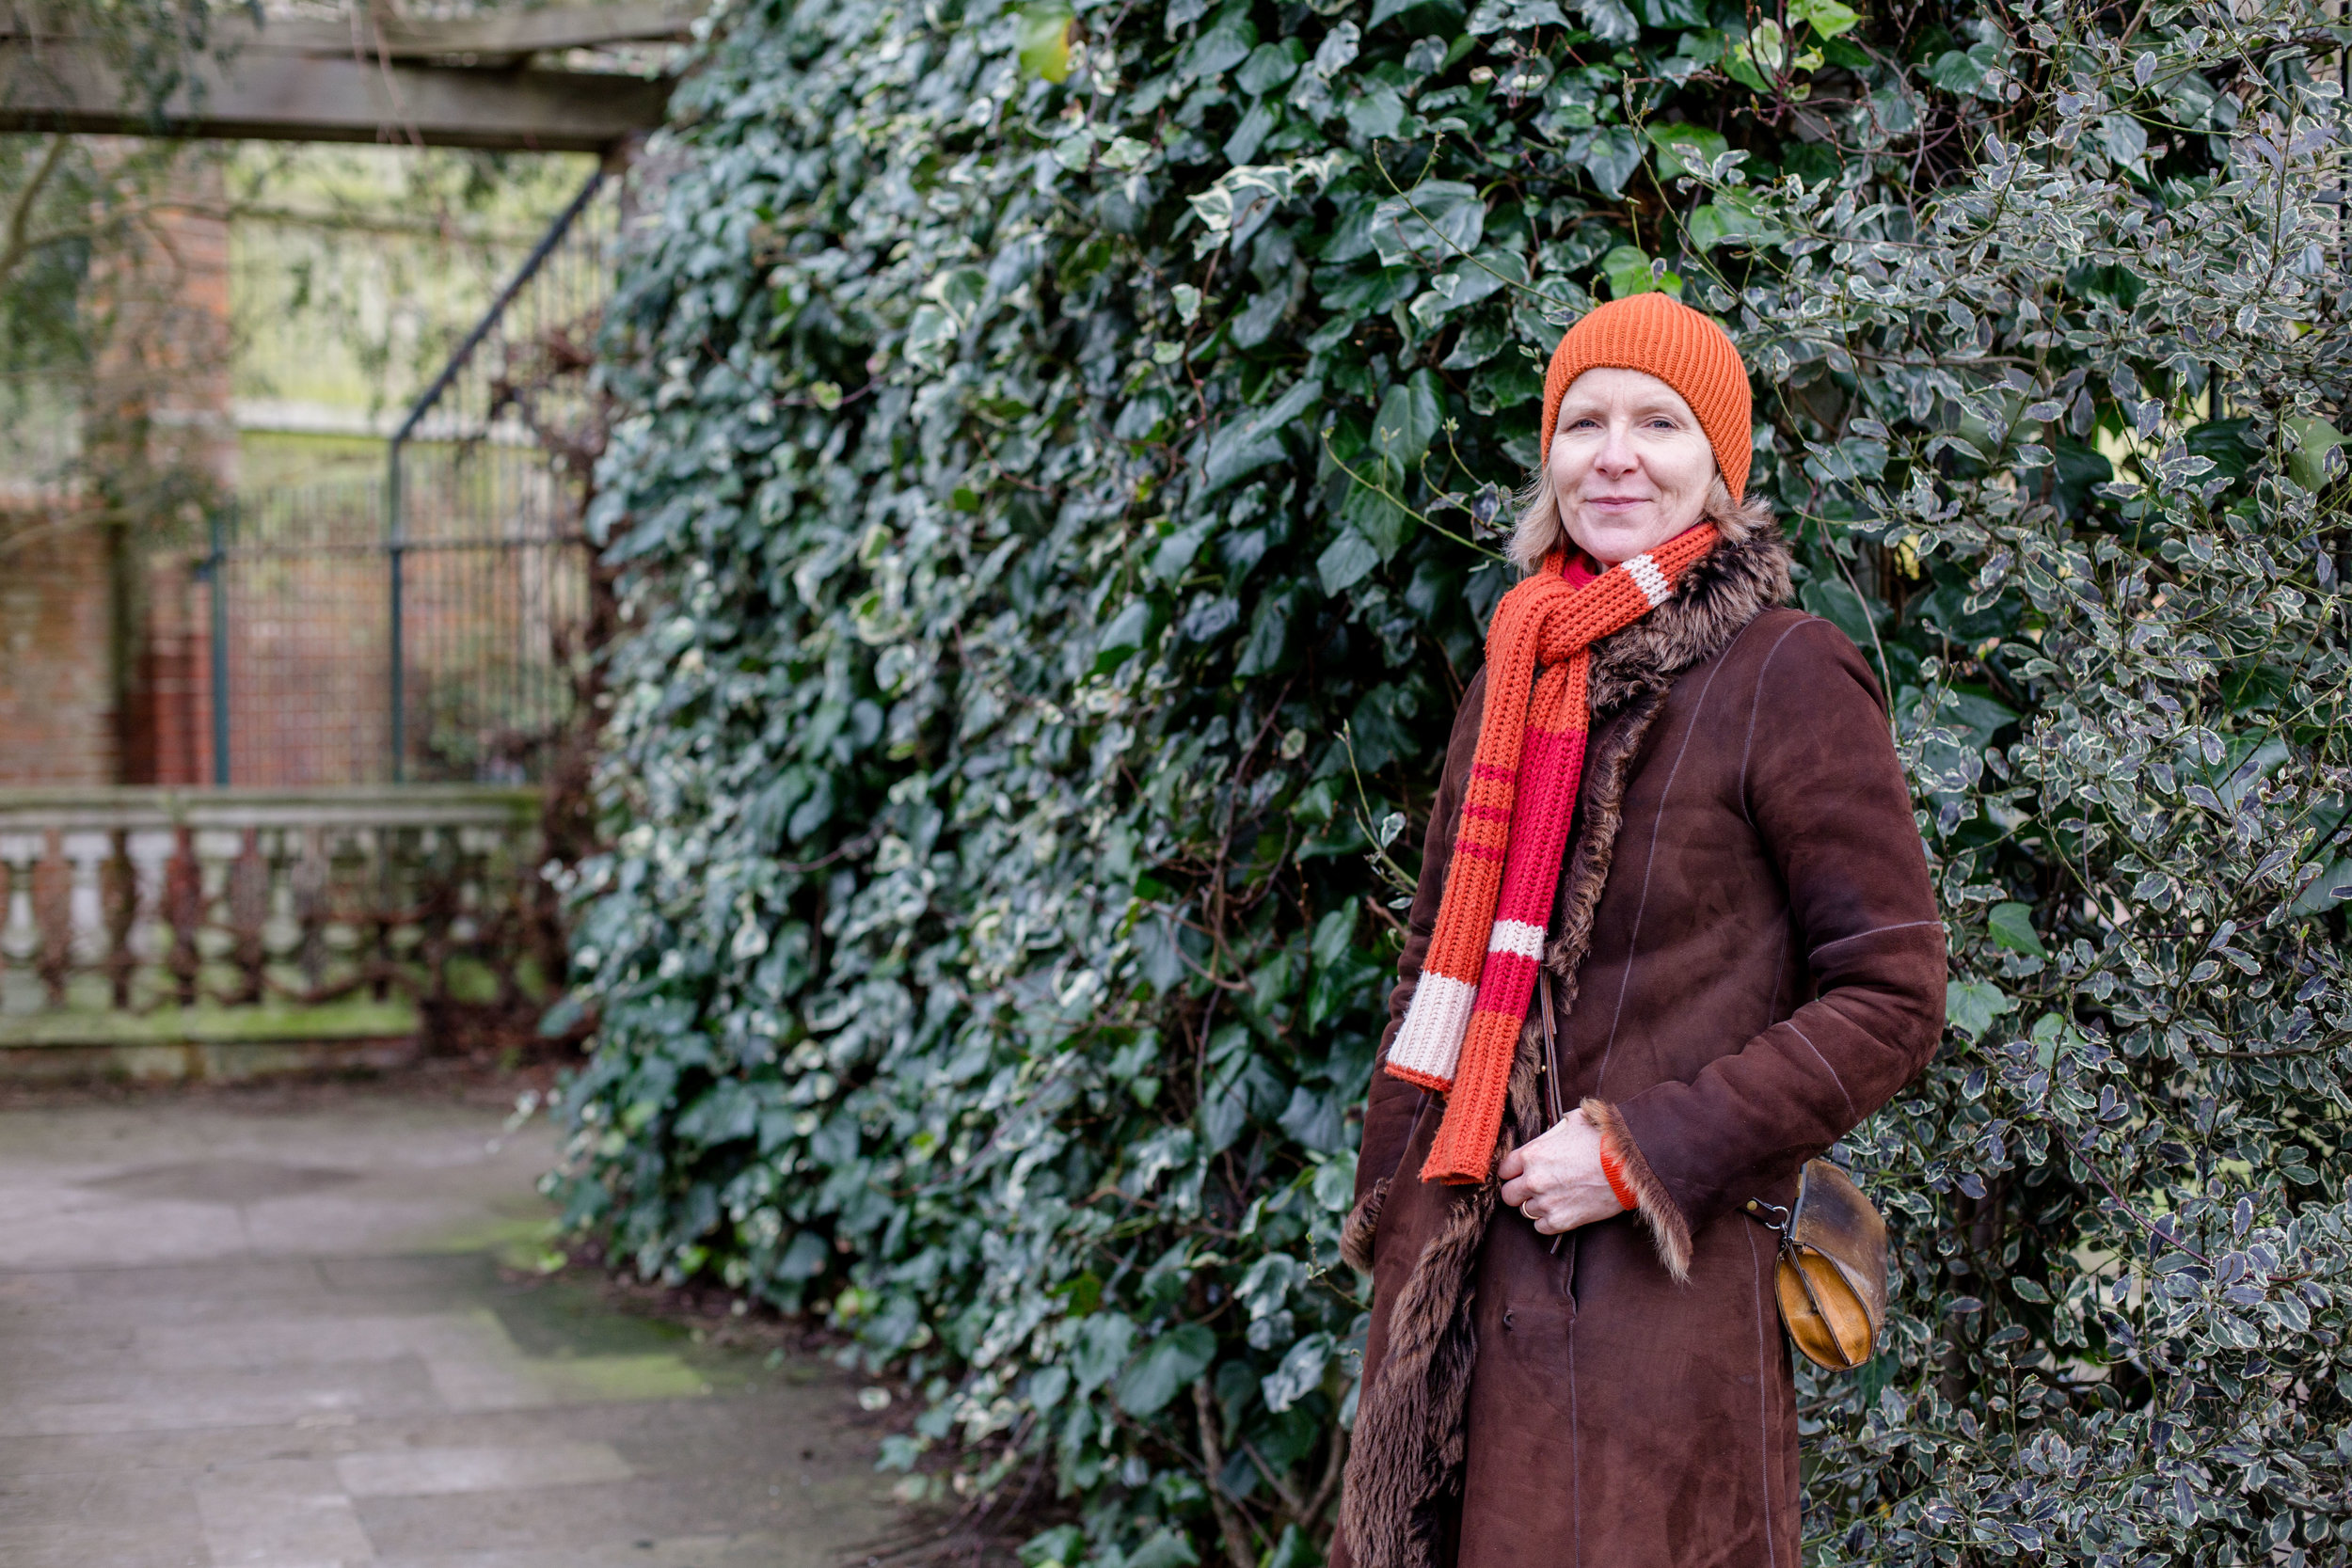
[1496,1108,1624,1236]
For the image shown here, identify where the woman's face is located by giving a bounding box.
[1547,367,1720,565]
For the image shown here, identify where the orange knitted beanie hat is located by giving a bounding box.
[1538,292,1754,500]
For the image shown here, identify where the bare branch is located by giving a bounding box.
[0,134,72,292]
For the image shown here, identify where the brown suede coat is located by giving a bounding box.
[1332,525,1946,1568]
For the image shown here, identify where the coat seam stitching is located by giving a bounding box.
[1787,1018,1856,1122]
[1808,918,1947,959]
[1738,618,1814,830]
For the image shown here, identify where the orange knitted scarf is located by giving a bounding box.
[1384,523,1720,1183]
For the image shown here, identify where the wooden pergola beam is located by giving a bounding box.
[230,2,706,62]
[0,41,673,151]
[0,2,707,58]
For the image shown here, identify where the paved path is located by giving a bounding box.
[0,1087,898,1568]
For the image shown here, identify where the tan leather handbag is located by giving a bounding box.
[1744,1160,1887,1371]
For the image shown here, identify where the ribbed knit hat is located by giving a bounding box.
[1539,292,1754,500]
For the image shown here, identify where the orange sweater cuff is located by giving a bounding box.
[1597,1137,1638,1212]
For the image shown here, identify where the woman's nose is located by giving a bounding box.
[1593,422,1638,476]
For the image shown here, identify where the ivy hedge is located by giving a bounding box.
[555,0,2352,1560]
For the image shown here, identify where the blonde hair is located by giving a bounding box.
[1506,465,1771,575]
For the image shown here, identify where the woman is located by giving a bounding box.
[1333,293,1946,1568]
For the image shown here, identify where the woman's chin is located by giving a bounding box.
[1567,513,1670,564]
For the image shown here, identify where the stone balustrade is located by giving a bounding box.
[0,786,555,1079]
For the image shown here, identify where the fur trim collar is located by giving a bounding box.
[1586,519,1793,716]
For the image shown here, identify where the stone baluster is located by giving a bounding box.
[0,834,39,996]
[358,826,387,1002]
[328,825,373,1001]
[101,830,140,1009]
[415,825,459,1007]
[31,830,72,1009]
[164,824,204,1007]
[293,825,329,996]
[226,826,269,1006]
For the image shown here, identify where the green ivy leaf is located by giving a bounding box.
[1370,181,1485,268]
[1094,599,1158,673]
[1788,0,1860,38]
[1599,244,1680,298]
[1573,0,1641,44]
[1115,1323,1217,1416]
[1946,981,2015,1042]
[1235,39,1307,95]
[1928,40,2002,96]
[1177,5,1258,83]
[1988,902,2046,958]
[1470,356,1544,412]
[1125,1531,1201,1568]
[1687,197,1764,248]
[1233,588,1298,676]
[1150,517,1218,584]
[1344,82,1407,139]
[1015,2,1075,82]
[1575,126,1645,199]
[1343,469,1415,559]
[1317,529,1382,594]
[1798,577,1880,651]
[1370,371,1444,467]
[1070,1312,1136,1394]
[1468,0,1571,31]
[2286,414,2348,491]
[1261,1331,1336,1411]
[1202,376,1323,492]
[1645,120,1729,178]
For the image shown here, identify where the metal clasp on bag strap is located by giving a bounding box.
[1743,1198,1792,1237]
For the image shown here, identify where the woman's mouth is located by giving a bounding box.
[1586,496,1651,511]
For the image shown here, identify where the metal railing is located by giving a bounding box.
[386,167,612,784]
[190,169,614,789]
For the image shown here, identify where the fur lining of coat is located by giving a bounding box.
[1337,520,1792,1568]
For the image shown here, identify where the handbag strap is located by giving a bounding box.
[1536,973,1567,1257]
[1537,971,1564,1128]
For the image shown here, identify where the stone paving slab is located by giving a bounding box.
[0,1089,899,1568]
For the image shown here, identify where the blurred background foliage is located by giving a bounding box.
[0,3,601,514]
[554,0,2352,1561]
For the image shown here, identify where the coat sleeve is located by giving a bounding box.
[1597,619,1947,1262]
[1341,669,1486,1270]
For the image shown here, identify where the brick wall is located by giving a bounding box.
[0,516,119,786]
[123,551,214,785]
[0,151,239,789]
